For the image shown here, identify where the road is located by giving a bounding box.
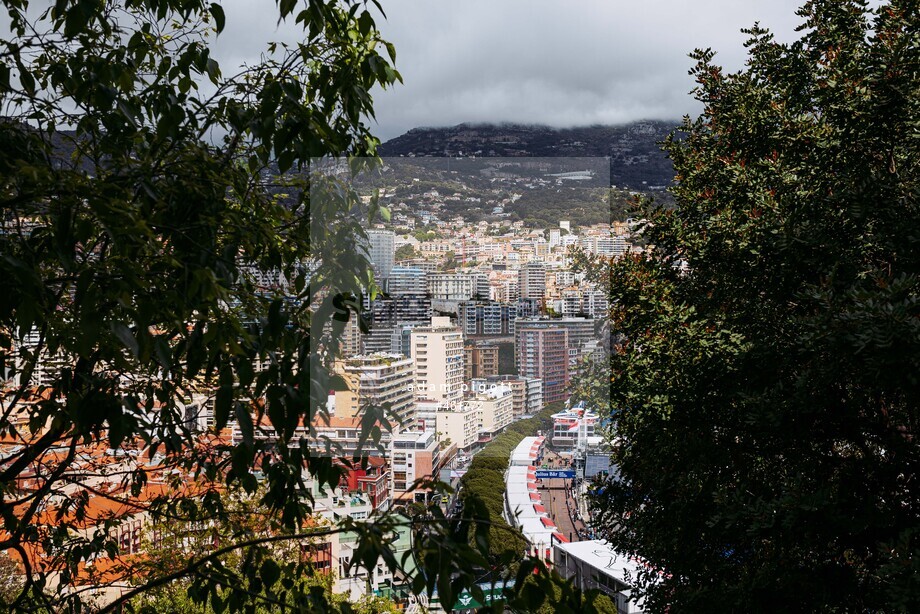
[538,450,587,542]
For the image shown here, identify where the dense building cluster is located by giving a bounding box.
[1,162,632,611]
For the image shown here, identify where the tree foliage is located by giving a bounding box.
[393,244,415,262]
[0,0,409,610]
[592,1,920,610]
[128,488,400,614]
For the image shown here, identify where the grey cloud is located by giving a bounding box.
[214,1,812,140]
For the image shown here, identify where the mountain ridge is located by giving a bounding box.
[378,120,680,190]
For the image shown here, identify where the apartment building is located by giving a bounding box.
[492,277,520,303]
[464,343,500,381]
[581,289,609,319]
[516,298,542,318]
[516,326,570,404]
[559,290,583,317]
[333,354,415,428]
[365,228,395,281]
[410,317,465,408]
[518,261,547,301]
[435,403,479,452]
[386,266,429,295]
[389,430,446,503]
[341,316,363,358]
[364,295,432,327]
[427,272,490,302]
[310,416,393,458]
[362,324,417,357]
[515,316,596,364]
[457,301,517,336]
[471,375,543,419]
[336,457,391,512]
[467,386,513,440]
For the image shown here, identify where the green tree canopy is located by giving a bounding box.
[394,243,416,261]
[593,0,919,611]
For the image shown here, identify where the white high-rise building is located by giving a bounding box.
[435,403,479,452]
[560,290,582,317]
[518,261,547,301]
[386,266,428,295]
[468,385,513,439]
[555,270,576,287]
[581,290,609,319]
[410,317,465,408]
[365,229,395,282]
[580,235,617,256]
[427,273,489,302]
[471,375,543,419]
[560,235,579,249]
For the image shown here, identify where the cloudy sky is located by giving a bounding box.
[218,1,810,141]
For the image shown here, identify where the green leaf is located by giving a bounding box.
[278,0,296,19]
[260,558,281,587]
[209,3,226,33]
[234,401,253,448]
[112,322,139,358]
[17,61,35,95]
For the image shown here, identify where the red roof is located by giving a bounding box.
[553,532,569,543]
[540,517,557,528]
[530,493,542,501]
[533,504,547,514]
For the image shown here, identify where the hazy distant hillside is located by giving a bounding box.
[378,121,679,190]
